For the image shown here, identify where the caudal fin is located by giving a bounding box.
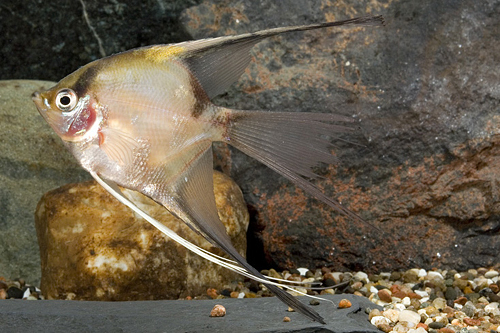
[225,109,366,224]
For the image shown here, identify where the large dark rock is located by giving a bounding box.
[180,0,500,272]
[2,0,499,281]
[0,294,381,333]
[0,0,201,81]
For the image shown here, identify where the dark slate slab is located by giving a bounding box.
[0,294,380,333]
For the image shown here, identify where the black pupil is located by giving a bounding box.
[60,95,71,106]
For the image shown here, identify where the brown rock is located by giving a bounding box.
[378,289,392,303]
[210,304,226,317]
[463,318,481,326]
[207,288,219,299]
[438,328,455,333]
[35,172,249,300]
[338,299,352,309]
[181,0,500,274]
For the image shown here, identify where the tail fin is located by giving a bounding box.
[225,109,366,224]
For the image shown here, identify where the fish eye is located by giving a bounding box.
[55,89,78,112]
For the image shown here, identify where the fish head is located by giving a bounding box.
[32,68,102,143]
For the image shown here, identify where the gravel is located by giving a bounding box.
[2,266,499,332]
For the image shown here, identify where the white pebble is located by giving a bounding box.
[395,303,407,311]
[414,290,428,298]
[297,267,309,276]
[354,271,369,283]
[383,309,400,323]
[424,317,433,325]
[238,292,245,298]
[22,288,30,299]
[485,302,500,316]
[485,270,499,278]
[371,315,390,326]
[427,271,444,280]
[417,269,427,277]
[402,297,411,306]
[370,286,379,294]
[399,309,421,325]
[380,272,391,279]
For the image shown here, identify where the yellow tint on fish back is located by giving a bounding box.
[141,45,186,63]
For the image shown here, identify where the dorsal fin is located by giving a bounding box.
[139,15,384,99]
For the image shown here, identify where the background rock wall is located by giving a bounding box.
[1,0,499,283]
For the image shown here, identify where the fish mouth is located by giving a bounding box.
[32,91,49,119]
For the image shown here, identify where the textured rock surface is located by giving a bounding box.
[0,294,381,333]
[0,80,90,285]
[2,0,500,282]
[180,0,500,272]
[35,173,249,300]
[0,0,201,81]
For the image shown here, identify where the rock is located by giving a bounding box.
[0,1,196,81]
[179,0,500,273]
[485,270,499,279]
[398,310,421,326]
[0,80,90,285]
[3,0,500,278]
[0,294,382,333]
[35,174,249,300]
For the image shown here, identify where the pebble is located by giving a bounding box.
[283,316,291,322]
[485,270,499,279]
[399,309,421,326]
[371,315,391,327]
[338,299,352,308]
[6,264,500,333]
[379,289,393,302]
[209,304,226,317]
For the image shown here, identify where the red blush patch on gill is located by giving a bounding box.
[67,103,97,137]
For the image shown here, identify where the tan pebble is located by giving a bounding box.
[283,316,291,322]
[438,328,455,333]
[230,291,239,298]
[321,288,335,295]
[463,286,473,294]
[287,306,295,312]
[210,304,226,317]
[377,323,392,333]
[185,296,192,300]
[351,281,363,290]
[369,309,382,320]
[244,292,257,298]
[207,288,218,299]
[0,289,6,299]
[383,309,400,323]
[378,289,392,303]
[338,299,352,309]
[353,291,364,297]
[463,317,480,326]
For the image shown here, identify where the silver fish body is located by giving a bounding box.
[32,15,384,324]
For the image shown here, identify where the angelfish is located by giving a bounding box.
[32,15,384,324]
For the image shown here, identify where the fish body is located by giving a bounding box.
[33,15,384,324]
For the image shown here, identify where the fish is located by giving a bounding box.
[32,15,384,324]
